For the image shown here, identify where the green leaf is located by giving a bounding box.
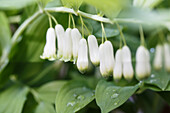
[0,0,36,10]
[95,28,119,38]
[0,11,11,72]
[61,0,83,11]
[165,82,170,91]
[34,102,56,113]
[84,0,130,19]
[55,80,95,113]
[0,84,29,113]
[36,81,67,103]
[11,14,48,62]
[144,68,170,91]
[95,80,140,113]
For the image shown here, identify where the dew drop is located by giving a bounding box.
[73,94,77,97]
[151,74,155,78]
[77,95,85,100]
[150,79,157,83]
[111,93,119,99]
[67,101,76,107]
[114,102,118,105]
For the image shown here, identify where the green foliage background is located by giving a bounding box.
[0,0,170,113]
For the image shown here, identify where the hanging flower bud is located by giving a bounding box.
[55,24,65,59]
[40,28,56,61]
[88,35,100,66]
[122,46,134,81]
[136,46,149,80]
[77,38,88,73]
[163,43,170,72]
[71,28,81,63]
[145,48,151,77]
[153,45,163,70]
[99,41,114,77]
[104,41,115,75]
[113,49,122,81]
[62,28,73,62]
[99,44,109,77]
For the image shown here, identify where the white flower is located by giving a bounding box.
[163,43,170,72]
[62,28,73,62]
[113,49,122,81]
[99,41,115,77]
[71,28,81,63]
[99,44,108,77]
[55,24,65,59]
[135,46,150,80]
[40,28,56,61]
[144,47,151,77]
[77,38,88,73]
[122,46,134,81]
[88,35,100,66]
[104,41,115,75]
[153,45,163,70]
[136,46,146,80]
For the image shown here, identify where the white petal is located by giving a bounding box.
[104,41,115,75]
[99,44,108,77]
[135,46,149,79]
[40,28,56,61]
[62,28,73,62]
[113,49,122,81]
[144,48,151,77]
[153,45,163,70]
[77,38,88,73]
[55,24,65,59]
[164,43,170,72]
[71,28,81,63]
[122,46,134,81]
[88,35,100,66]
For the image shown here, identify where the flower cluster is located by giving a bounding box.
[41,23,170,82]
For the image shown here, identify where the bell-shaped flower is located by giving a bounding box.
[88,35,100,66]
[99,41,115,77]
[153,45,163,70]
[145,48,151,77]
[99,44,108,77]
[55,24,65,59]
[163,43,170,72]
[71,28,81,64]
[135,46,150,80]
[113,49,122,81]
[62,28,73,62]
[122,46,134,81]
[77,38,88,73]
[104,41,115,75]
[40,28,56,61]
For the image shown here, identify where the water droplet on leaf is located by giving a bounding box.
[111,93,119,99]
[67,101,76,107]
[77,95,85,100]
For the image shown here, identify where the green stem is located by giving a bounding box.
[79,14,84,38]
[48,16,52,28]
[79,14,91,35]
[101,22,107,41]
[139,25,145,46]
[158,30,165,44]
[70,14,76,28]
[115,22,126,46]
